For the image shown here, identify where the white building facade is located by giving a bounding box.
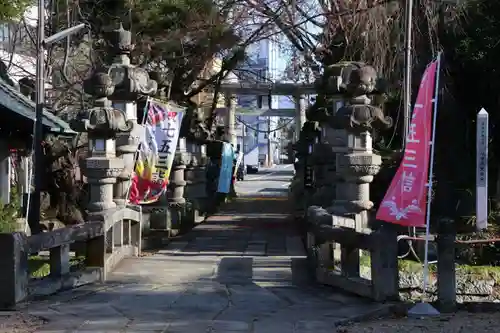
[235,36,294,166]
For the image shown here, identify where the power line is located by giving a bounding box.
[236,115,294,133]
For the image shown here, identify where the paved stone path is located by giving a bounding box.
[22,195,389,332]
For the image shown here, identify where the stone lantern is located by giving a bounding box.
[70,72,133,217]
[325,64,392,226]
[107,23,158,206]
[183,106,212,224]
[307,63,392,262]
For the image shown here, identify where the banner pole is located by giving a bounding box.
[423,51,441,298]
[409,52,442,317]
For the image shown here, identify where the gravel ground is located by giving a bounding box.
[2,309,500,332]
[337,312,500,333]
[0,312,44,333]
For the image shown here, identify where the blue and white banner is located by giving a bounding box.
[217,143,234,193]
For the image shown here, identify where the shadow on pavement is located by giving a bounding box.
[242,177,292,182]
[259,188,289,194]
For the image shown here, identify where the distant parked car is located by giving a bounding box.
[246,165,259,174]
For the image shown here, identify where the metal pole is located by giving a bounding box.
[403,0,414,148]
[29,0,46,234]
[267,116,272,167]
[421,51,441,312]
[242,122,246,168]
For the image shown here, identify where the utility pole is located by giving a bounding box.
[30,0,85,234]
[403,0,414,148]
[30,0,46,235]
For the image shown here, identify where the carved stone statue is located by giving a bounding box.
[41,135,85,225]
[329,64,392,133]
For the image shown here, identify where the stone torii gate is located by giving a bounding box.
[219,81,314,148]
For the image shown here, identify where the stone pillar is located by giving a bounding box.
[107,24,157,206]
[224,93,237,147]
[294,93,306,142]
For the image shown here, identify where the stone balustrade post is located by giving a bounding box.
[437,218,457,312]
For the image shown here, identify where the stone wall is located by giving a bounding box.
[358,259,500,303]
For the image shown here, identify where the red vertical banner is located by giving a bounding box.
[376,60,438,227]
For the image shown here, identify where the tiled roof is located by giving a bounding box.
[0,77,76,134]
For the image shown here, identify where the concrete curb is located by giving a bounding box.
[333,302,402,327]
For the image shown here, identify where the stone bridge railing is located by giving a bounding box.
[0,206,141,308]
[306,208,399,301]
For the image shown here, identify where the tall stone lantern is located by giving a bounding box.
[107,23,158,206]
[183,106,213,224]
[70,72,134,218]
[308,63,392,233]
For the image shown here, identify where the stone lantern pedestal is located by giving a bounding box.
[146,108,190,240]
[85,138,123,215]
[166,138,188,234]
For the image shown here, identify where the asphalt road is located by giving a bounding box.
[236,164,294,197]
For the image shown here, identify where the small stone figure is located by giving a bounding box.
[330,64,392,133]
